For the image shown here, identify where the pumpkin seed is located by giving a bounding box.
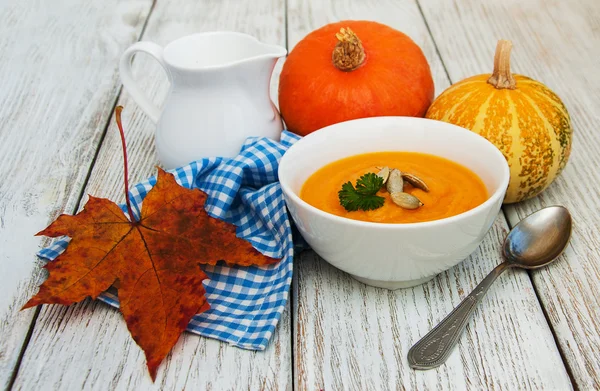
[386,169,404,194]
[376,166,390,185]
[390,192,424,209]
[402,172,430,192]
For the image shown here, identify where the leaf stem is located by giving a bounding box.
[115,106,136,222]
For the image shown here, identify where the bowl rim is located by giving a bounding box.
[278,116,510,229]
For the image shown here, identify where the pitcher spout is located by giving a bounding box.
[254,42,287,61]
[236,40,286,71]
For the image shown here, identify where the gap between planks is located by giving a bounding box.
[5,1,159,389]
[6,307,41,390]
[283,1,296,389]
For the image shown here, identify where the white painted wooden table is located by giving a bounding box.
[1,0,599,389]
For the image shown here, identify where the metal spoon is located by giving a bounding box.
[407,206,572,370]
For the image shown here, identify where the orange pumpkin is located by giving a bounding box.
[426,40,572,203]
[278,21,434,136]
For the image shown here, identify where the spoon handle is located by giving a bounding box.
[407,262,511,370]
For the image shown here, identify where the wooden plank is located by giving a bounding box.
[12,0,291,390]
[0,0,152,388]
[417,0,600,387]
[288,0,573,389]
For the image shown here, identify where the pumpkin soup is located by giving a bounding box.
[300,152,488,223]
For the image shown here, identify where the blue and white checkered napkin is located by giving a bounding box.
[38,130,301,350]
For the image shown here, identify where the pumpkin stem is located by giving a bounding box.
[332,27,366,71]
[487,39,517,89]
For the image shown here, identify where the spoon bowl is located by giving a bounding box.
[503,206,572,269]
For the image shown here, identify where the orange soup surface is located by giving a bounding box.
[300,152,488,223]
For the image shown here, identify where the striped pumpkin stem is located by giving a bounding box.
[487,39,517,90]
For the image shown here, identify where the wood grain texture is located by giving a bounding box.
[288,0,572,389]
[417,0,600,387]
[12,0,291,389]
[0,0,152,388]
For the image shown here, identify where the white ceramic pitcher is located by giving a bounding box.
[119,32,287,169]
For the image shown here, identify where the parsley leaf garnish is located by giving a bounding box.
[338,173,385,212]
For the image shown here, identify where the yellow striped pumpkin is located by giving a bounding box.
[426,40,572,203]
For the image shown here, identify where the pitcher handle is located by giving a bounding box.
[119,42,170,123]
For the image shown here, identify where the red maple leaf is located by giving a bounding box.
[24,107,279,379]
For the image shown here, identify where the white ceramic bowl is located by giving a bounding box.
[278,117,510,289]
